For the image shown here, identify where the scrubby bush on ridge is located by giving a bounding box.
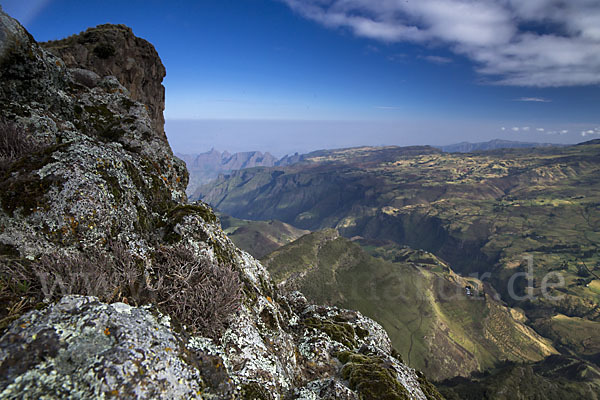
[0,119,41,172]
[153,244,242,338]
[0,242,242,339]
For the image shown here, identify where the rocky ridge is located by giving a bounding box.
[0,8,440,399]
[42,23,167,139]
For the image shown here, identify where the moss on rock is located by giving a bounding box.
[82,104,125,142]
[167,204,217,225]
[337,351,411,400]
[415,371,445,400]
[163,204,215,244]
[303,317,358,349]
[123,158,173,216]
[240,382,272,400]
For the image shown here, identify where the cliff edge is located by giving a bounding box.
[42,23,167,139]
[0,8,441,399]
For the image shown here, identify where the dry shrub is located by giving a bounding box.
[0,242,145,310]
[152,245,242,339]
[33,242,145,303]
[0,119,40,171]
[0,242,242,339]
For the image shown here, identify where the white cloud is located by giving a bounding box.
[421,55,453,64]
[282,0,600,87]
[581,127,600,136]
[542,129,569,135]
[515,97,551,103]
[507,126,563,134]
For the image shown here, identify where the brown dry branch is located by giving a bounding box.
[152,244,242,339]
[0,242,242,339]
[0,119,40,171]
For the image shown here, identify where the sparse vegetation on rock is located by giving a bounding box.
[153,244,242,338]
[0,119,42,172]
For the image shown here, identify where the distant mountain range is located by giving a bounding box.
[180,140,568,195]
[197,141,600,384]
[176,149,304,195]
[438,139,563,153]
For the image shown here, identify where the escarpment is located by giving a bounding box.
[42,23,167,139]
[0,8,442,399]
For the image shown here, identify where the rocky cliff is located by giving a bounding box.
[42,23,167,139]
[0,8,441,399]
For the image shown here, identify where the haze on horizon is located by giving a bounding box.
[6,0,600,156]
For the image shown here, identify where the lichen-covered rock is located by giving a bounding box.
[0,8,442,400]
[0,296,206,399]
[292,379,359,400]
[0,8,186,257]
[69,67,101,88]
[42,24,167,139]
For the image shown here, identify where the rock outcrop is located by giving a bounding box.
[42,24,167,140]
[0,8,441,399]
[0,296,206,399]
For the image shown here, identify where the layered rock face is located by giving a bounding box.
[0,9,441,399]
[42,24,167,140]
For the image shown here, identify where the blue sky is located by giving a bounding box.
[2,0,600,155]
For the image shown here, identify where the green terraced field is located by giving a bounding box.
[262,230,557,381]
